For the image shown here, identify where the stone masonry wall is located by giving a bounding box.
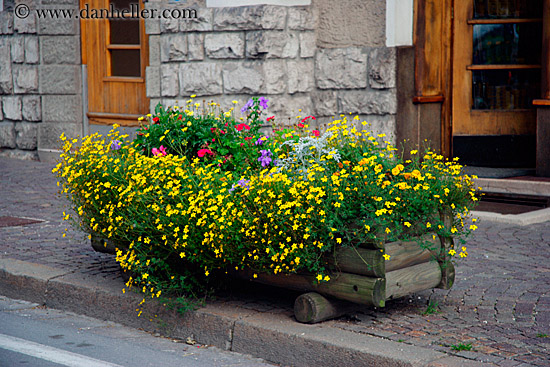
[145,0,397,140]
[0,0,82,160]
[0,0,396,161]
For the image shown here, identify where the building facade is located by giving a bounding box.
[0,0,548,176]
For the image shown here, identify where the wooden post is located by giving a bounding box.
[294,292,356,324]
[436,209,455,289]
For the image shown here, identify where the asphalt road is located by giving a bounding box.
[0,296,276,367]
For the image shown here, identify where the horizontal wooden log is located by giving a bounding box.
[233,269,385,307]
[385,234,440,272]
[329,247,385,277]
[294,292,356,323]
[385,261,442,300]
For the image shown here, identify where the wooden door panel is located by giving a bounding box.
[452,0,540,137]
[80,0,148,126]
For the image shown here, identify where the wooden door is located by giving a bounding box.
[80,0,149,126]
[452,0,542,137]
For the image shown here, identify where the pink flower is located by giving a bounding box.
[152,145,167,156]
[235,123,250,131]
[312,130,320,137]
[197,149,213,157]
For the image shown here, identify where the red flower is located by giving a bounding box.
[298,123,305,128]
[235,123,250,131]
[312,130,320,137]
[212,138,216,142]
[152,117,160,124]
[244,137,253,141]
[211,127,217,133]
[266,116,275,122]
[197,149,213,157]
[301,115,316,123]
[178,115,182,120]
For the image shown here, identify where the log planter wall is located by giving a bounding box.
[233,224,455,323]
[91,214,456,324]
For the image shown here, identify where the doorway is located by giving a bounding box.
[80,0,149,128]
[451,0,543,168]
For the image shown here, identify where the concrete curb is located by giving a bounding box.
[471,208,550,226]
[0,258,493,367]
[474,178,550,197]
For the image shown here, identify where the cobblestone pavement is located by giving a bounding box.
[1,157,549,366]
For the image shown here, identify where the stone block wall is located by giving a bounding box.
[145,0,397,140]
[0,0,397,161]
[0,0,82,161]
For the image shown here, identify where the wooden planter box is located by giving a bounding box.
[91,214,456,324]
[234,214,456,323]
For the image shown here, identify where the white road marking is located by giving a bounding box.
[0,333,124,367]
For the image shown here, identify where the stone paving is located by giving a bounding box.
[0,156,549,366]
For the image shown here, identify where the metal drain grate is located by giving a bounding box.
[476,193,550,215]
[0,216,44,228]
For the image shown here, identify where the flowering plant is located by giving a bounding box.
[54,97,479,314]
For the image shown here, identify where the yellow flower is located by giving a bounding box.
[316,274,323,281]
[323,275,330,281]
[383,254,390,260]
[404,222,411,227]
[449,249,456,256]
[142,273,149,279]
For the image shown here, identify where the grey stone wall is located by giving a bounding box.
[0,0,396,161]
[146,0,397,141]
[0,0,82,161]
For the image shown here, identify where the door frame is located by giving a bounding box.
[79,0,149,127]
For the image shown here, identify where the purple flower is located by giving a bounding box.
[229,178,251,193]
[258,149,272,167]
[255,136,269,146]
[110,140,122,150]
[241,99,254,114]
[258,97,269,110]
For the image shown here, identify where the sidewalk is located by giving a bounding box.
[0,156,549,367]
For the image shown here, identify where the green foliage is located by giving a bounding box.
[451,343,473,351]
[54,96,479,314]
[422,300,441,316]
